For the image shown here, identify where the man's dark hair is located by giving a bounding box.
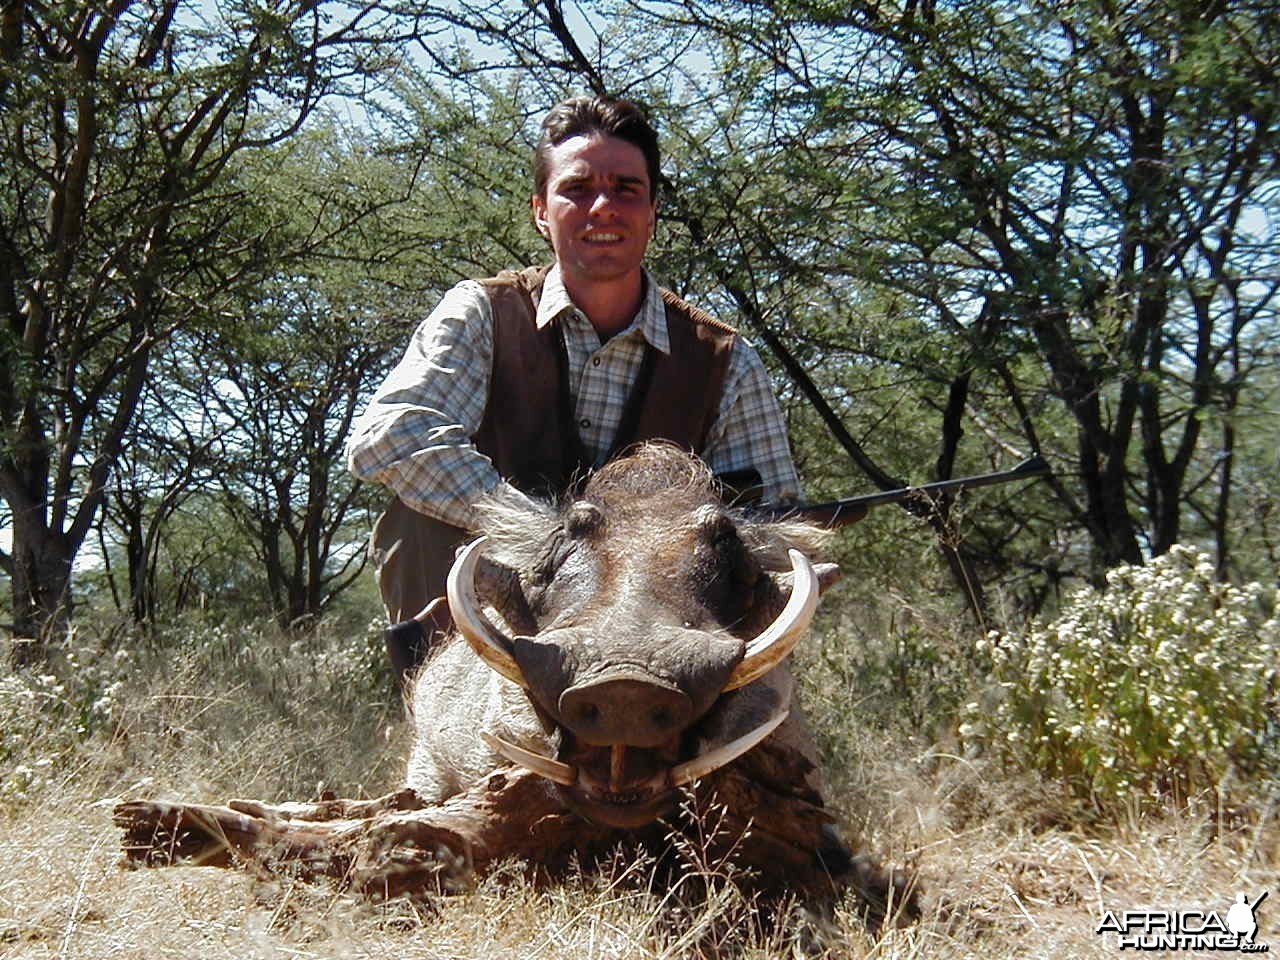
[533,96,661,202]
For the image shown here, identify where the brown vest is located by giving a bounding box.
[473,265,737,495]
[373,267,738,625]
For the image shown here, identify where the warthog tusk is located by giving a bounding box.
[481,731,578,786]
[722,549,818,691]
[668,709,790,788]
[610,744,628,792]
[483,710,787,794]
[448,537,528,688]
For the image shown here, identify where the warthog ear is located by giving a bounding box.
[473,554,538,637]
[732,561,841,641]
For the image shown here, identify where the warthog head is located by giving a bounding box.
[447,443,837,828]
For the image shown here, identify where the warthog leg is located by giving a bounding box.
[114,769,628,899]
[113,746,915,917]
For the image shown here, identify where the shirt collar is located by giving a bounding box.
[534,264,671,355]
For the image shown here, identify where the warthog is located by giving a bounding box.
[117,443,913,919]
[412,441,835,829]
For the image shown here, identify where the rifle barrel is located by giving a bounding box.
[778,455,1051,527]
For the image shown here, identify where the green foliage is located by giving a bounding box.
[4,0,1276,650]
[803,612,963,736]
[88,82,553,630]
[0,0,423,644]
[961,546,1280,813]
[635,0,1280,586]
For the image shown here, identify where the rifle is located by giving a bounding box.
[752,455,1052,528]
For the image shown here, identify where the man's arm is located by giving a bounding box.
[346,282,526,529]
[700,338,803,504]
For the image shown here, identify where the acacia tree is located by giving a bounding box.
[98,351,227,625]
[10,0,1270,646]
[201,301,386,629]
[0,0,412,658]
[93,122,412,628]
[118,93,545,629]
[616,0,1279,585]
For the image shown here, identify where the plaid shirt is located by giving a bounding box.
[347,266,801,529]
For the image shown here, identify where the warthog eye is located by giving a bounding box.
[564,501,605,539]
[692,508,759,623]
[693,504,731,538]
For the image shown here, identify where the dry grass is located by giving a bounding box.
[1,614,1276,959]
[3,777,1274,958]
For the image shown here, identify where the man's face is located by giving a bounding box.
[532,133,657,292]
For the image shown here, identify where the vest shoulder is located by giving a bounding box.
[659,287,738,339]
[477,265,552,291]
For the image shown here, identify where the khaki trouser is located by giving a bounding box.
[370,498,466,625]
[371,498,463,674]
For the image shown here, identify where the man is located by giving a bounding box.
[346,95,800,674]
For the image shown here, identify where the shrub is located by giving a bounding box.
[960,545,1279,813]
[0,613,400,812]
[0,631,137,805]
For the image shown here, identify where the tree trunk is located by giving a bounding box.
[8,509,74,665]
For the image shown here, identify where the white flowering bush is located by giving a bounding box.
[0,671,72,804]
[0,632,140,805]
[0,612,395,810]
[961,546,1279,811]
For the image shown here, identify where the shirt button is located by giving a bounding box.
[580,418,591,429]
[592,357,601,366]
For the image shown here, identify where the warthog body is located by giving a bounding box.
[409,442,836,835]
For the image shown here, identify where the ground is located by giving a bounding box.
[1,761,1274,958]
[0,615,1274,958]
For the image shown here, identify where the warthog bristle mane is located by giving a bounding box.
[470,485,561,572]
[471,442,831,576]
[734,516,833,573]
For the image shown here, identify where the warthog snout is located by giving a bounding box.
[559,673,694,747]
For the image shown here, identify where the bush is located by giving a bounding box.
[0,633,138,805]
[0,613,401,812]
[960,545,1279,813]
